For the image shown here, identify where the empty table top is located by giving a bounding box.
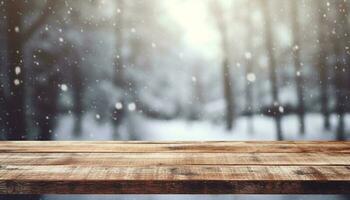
[0,141,349,194]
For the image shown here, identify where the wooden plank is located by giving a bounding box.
[1,141,350,153]
[1,180,349,194]
[0,165,349,194]
[1,165,349,181]
[0,153,349,166]
[0,141,349,194]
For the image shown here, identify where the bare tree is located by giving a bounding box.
[333,0,349,140]
[290,0,306,135]
[114,0,126,89]
[32,50,60,141]
[0,28,7,138]
[260,0,283,140]
[5,1,26,140]
[5,1,57,140]
[112,0,127,138]
[316,0,331,130]
[71,51,85,138]
[211,1,235,130]
[243,1,255,133]
[190,63,204,120]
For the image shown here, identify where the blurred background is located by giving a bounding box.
[0,0,350,199]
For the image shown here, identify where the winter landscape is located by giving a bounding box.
[1,0,350,199]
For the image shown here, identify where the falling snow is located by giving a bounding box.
[115,102,123,110]
[128,103,136,111]
[0,2,350,199]
[60,84,68,92]
[0,0,349,160]
[246,73,256,82]
[15,67,21,75]
[13,79,20,86]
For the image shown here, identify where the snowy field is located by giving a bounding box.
[54,113,350,141]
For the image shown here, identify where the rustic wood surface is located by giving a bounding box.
[0,141,349,194]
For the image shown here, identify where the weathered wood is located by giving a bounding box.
[1,165,350,181]
[0,141,349,194]
[0,153,349,166]
[1,141,350,153]
[1,180,349,194]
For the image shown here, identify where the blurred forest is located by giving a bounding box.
[1,0,350,142]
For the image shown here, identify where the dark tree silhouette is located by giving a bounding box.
[112,0,127,138]
[114,0,126,89]
[211,0,235,130]
[260,0,283,140]
[70,50,85,138]
[5,1,26,140]
[5,0,56,140]
[33,51,60,140]
[72,65,84,137]
[0,29,8,138]
[316,0,331,130]
[291,0,306,135]
[243,1,255,133]
[333,0,349,140]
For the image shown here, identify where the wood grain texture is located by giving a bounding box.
[0,141,349,194]
[1,153,349,166]
[1,141,350,153]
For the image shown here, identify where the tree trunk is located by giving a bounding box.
[316,0,331,130]
[6,1,26,140]
[210,1,235,131]
[333,0,348,141]
[0,68,7,139]
[244,1,255,134]
[114,0,125,88]
[0,23,7,138]
[261,0,283,140]
[223,58,234,130]
[35,70,60,141]
[291,0,306,135]
[190,64,204,120]
[112,0,126,139]
[334,59,345,141]
[72,64,84,137]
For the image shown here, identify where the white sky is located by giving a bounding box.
[163,0,220,60]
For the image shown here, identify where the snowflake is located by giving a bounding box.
[60,84,68,91]
[115,102,123,110]
[14,79,20,86]
[279,106,284,113]
[246,73,256,82]
[128,103,136,111]
[15,67,21,75]
[191,76,197,83]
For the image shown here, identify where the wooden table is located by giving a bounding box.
[0,141,349,194]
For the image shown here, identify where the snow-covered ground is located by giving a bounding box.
[45,113,350,200]
[54,113,349,141]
